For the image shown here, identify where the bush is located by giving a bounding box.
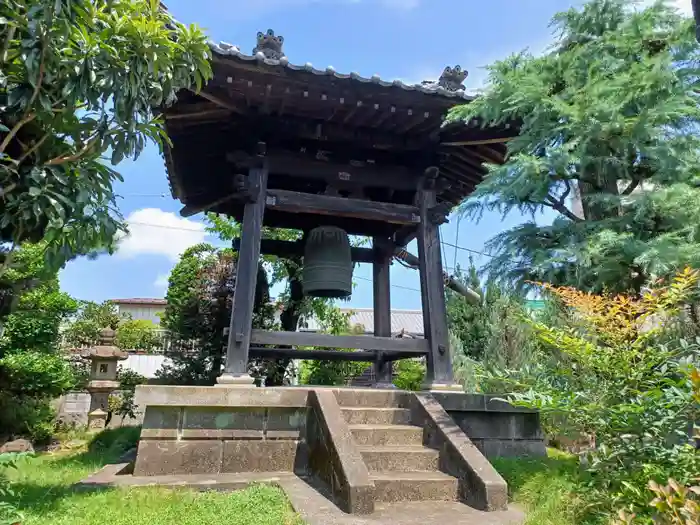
[490,269,700,522]
[0,393,56,444]
[0,351,75,397]
[392,359,425,391]
[114,319,159,351]
[107,368,146,424]
[614,479,700,525]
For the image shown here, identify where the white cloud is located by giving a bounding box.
[117,208,206,261]
[153,273,170,290]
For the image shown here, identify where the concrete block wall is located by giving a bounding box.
[432,393,546,458]
[134,404,308,476]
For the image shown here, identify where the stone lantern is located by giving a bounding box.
[80,328,127,430]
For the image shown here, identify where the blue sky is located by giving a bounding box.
[58,0,692,310]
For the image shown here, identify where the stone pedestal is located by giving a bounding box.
[88,408,108,431]
[79,329,128,415]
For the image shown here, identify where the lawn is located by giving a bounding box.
[2,428,303,525]
[493,449,598,525]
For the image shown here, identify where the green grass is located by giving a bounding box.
[492,449,597,525]
[3,428,303,525]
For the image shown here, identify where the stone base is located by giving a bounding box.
[421,382,464,393]
[216,373,256,387]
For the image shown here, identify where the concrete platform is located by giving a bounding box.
[77,462,524,525]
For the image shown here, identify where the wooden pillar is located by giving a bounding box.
[416,168,458,389]
[217,155,269,386]
[372,237,393,387]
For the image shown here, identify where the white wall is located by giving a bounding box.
[117,305,163,325]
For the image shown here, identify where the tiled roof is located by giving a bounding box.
[110,298,167,306]
[209,38,473,101]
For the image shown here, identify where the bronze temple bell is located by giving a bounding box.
[302,226,353,298]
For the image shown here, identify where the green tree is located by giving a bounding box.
[114,319,159,351]
[449,0,700,293]
[158,244,275,385]
[0,0,211,281]
[0,245,77,442]
[0,244,76,354]
[62,299,121,348]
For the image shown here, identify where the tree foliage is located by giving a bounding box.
[0,0,212,278]
[495,269,700,521]
[158,243,275,385]
[114,318,158,351]
[449,0,700,292]
[0,243,76,354]
[61,299,121,348]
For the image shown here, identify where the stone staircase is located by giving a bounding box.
[336,390,459,503]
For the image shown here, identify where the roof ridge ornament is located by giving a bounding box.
[422,65,468,92]
[253,29,285,60]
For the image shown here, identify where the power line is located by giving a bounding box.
[440,240,494,259]
[124,220,494,261]
[354,275,421,294]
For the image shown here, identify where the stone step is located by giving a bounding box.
[370,471,458,502]
[334,389,414,408]
[341,407,412,425]
[349,424,423,446]
[359,445,439,472]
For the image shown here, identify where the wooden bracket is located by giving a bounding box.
[428,202,451,225]
[422,166,440,189]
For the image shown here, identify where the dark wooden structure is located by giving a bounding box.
[160,30,511,388]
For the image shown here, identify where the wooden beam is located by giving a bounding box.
[247,238,376,263]
[228,150,420,191]
[249,347,421,362]
[196,88,247,115]
[265,190,420,225]
[394,224,418,247]
[220,153,268,382]
[250,329,429,353]
[393,247,481,305]
[416,168,455,386]
[447,148,489,174]
[441,137,511,146]
[373,237,393,386]
[457,145,505,165]
[180,192,247,217]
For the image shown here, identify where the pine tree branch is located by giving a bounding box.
[544,181,582,222]
[621,179,640,196]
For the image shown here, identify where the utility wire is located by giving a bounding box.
[127,220,496,259]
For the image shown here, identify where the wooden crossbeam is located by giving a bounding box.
[265,190,420,225]
[250,329,429,353]
[249,347,421,362]
[229,151,420,191]
[252,238,375,263]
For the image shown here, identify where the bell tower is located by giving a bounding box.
[159,29,513,389]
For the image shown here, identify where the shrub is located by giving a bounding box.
[495,269,700,522]
[114,319,159,351]
[107,368,146,424]
[0,350,75,397]
[613,479,700,525]
[392,359,425,391]
[0,394,56,443]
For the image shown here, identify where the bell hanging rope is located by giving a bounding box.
[302,226,353,298]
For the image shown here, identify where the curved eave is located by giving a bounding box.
[209,42,475,102]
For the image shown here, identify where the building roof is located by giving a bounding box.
[160,29,513,231]
[110,298,167,306]
[209,36,474,101]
